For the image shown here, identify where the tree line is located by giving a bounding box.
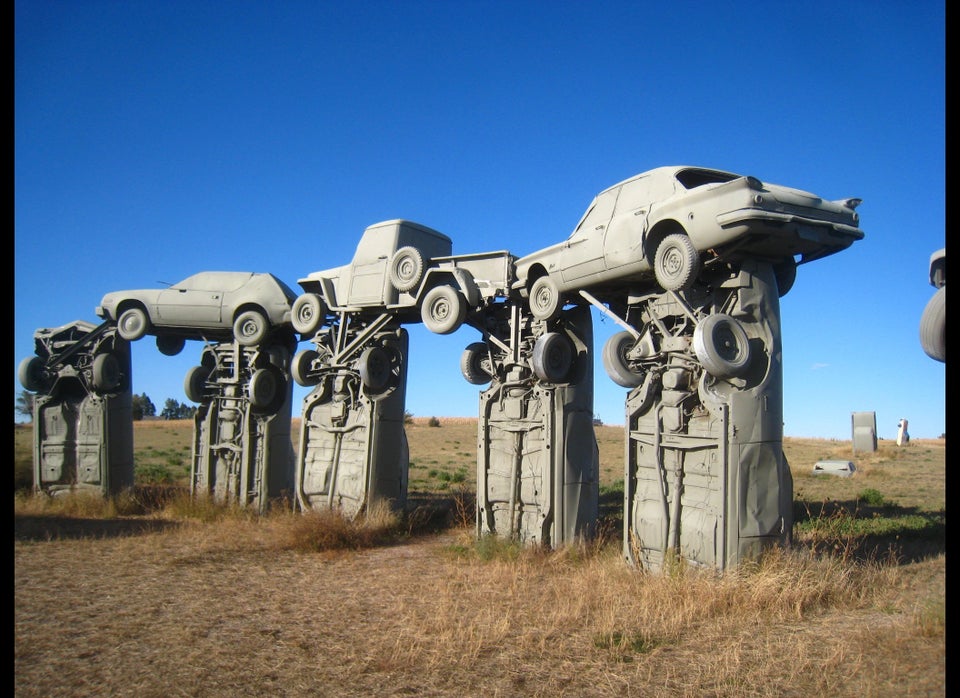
[15,391,196,421]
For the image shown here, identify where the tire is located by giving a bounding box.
[389,246,425,292]
[654,233,699,291]
[156,335,186,356]
[773,257,797,297]
[184,365,211,403]
[602,331,645,388]
[532,331,574,383]
[18,356,46,392]
[420,285,466,334]
[92,353,122,393]
[249,365,287,413]
[117,306,150,341]
[528,275,562,321]
[693,314,751,379]
[291,349,320,386]
[358,346,391,391]
[919,286,945,362]
[234,309,269,346]
[460,342,494,385]
[291,293,327,337]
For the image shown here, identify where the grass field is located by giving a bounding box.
[14,419,945,697]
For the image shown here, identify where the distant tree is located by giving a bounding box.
[15,390,34,421]
[161,398,196,420]
[131,393,156,421]
[161,398,181,419]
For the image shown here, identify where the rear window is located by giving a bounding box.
[675,168,739,190]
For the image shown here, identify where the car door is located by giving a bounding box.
[602,173,662,275]
[156,273,225,327]
[557,186,619,285]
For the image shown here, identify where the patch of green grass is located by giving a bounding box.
[857,488,886,506]
[135,462,177,485]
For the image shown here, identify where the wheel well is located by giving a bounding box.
[420,270,454,293]
[645,220,687,265]
[116,299,147,318]
[524,264,549,291]
[233,303,268,322]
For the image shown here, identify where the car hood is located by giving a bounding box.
[298,264,349,288]
[98,289,164,307]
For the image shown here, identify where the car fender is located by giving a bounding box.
[419,268,480,307]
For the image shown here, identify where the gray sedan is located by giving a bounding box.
[514,165,865,319]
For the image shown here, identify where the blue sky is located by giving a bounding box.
[15,1,944,440]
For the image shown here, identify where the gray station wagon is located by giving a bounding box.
[513,165,865,319]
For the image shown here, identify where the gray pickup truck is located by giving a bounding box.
[292,219,514,336]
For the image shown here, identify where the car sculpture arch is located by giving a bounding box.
[21,165,865,573]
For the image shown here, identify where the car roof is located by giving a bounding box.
[597,165,742,196]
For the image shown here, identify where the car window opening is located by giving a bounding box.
[675,168,739,189]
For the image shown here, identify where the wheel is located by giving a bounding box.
[291,349,320,386]
[528,275,562,321]
[117,306,150,341]
[156,335,186,356]
[249,365,287,413]
[919,286,945,362]
[234,309,269,346]
[291,293,327,337]
[358,346,391,391]
[18,356,46,392]
[91,353,122,393]
[693,314,752,379]
[654,233,699,291]
[184,365,211,403]
[420,285,466,334]
[389,246,425,292]
[531,331,574,383]
[773,257,797,297]
[602,331,645,388]
[460,342,494,385]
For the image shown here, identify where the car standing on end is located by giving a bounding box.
[919,247,945,362]
[513,165,865,320]
[95,271,297,353]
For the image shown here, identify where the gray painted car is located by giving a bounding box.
[96,271,297,350]
[513,166,865,319]
[919,247,945,362]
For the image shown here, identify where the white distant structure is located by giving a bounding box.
[852,411,878,453]
[896,418,910,446]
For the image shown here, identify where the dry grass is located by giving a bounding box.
[14,421,944,697]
